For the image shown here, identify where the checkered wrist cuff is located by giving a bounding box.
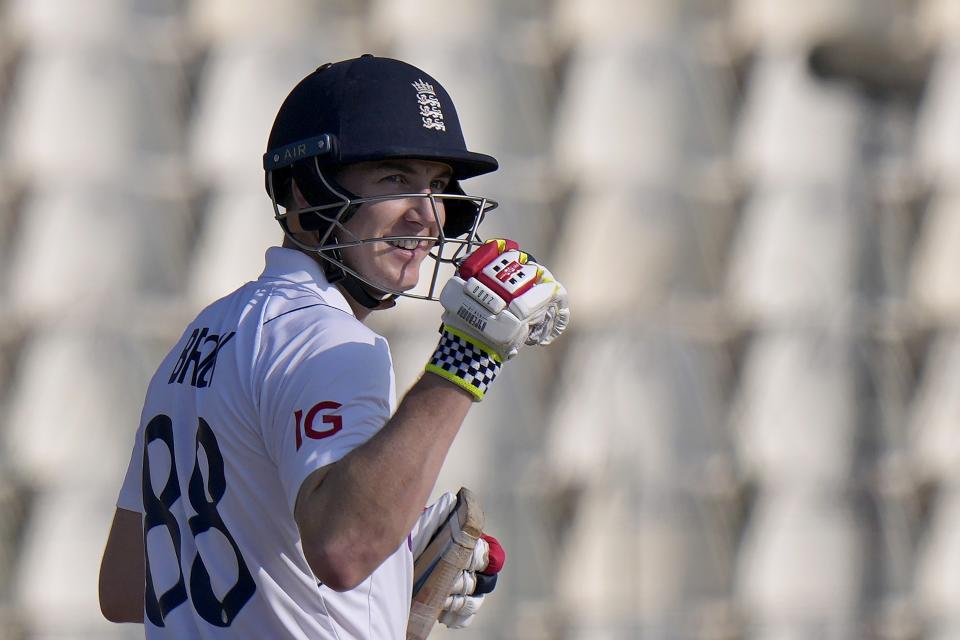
[426,326,502,401]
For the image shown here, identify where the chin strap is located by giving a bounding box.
[338,270,398,310]
[321,242,397,310]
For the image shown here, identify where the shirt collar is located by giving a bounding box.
[260,246,355,317]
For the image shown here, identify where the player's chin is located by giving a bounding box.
[367,265,420,293]
[392,271,422,292]
[388,255,427,285]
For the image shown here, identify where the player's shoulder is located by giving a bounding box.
[255,291,392,393]
[259,285,374,340]
[252,278,389,375]
[252,248,374,337]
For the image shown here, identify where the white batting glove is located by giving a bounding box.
[426,239,570,400]
[409,492,457,560]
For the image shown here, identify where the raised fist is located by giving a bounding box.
[426,239,569,400]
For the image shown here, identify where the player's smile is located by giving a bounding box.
[383,235,434,265]
[385,237,431,252]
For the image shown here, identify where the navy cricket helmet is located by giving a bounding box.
[263,54,498,238]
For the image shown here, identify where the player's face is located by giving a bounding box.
[335,159,451,292]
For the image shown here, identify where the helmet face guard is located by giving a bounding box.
[263,56,500,306]
[266,161,499,301]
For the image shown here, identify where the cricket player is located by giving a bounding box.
[99,54,568,638]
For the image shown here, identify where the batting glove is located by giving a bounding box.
[426,239,570,400]
[409,492,458,560]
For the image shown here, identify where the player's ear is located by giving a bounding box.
[291,180,310,209]
[285,180,321,242]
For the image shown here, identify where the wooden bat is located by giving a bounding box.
[406,487,485,640]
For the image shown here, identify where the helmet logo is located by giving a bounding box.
[412,79,446,132]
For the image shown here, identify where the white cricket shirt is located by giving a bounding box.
[117,247,411,639]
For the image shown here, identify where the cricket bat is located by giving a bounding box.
[406,487,485,640]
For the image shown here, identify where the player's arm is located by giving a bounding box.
[295,373,473,591]
[99,507,145,623]
[295,239,568,592]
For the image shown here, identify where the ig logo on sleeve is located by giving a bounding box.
[293,401,343,450]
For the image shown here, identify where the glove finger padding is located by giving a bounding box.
[522,266,569,346]
[439,594,485,629]
[449,570,477,596]
[466,536,490,572]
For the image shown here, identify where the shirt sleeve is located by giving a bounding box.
[116,421,146,513]
[259,317,394,512]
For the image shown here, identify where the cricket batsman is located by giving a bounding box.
[98,54,569,638]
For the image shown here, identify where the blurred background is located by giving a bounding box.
[0,0,959,638]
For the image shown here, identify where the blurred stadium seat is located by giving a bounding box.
[545,330,734,635]
[4,326,149,491]
[918,0,960,46]
[914,44,960,186]
[188,0,357,45]
[8,187,190,318]
[908,331,960,483]
[13,488,122,637]
[546,330,727,489]
[553,40,732,188]
[909,193,960,323]
[555,480,684,636]
[731,0,865,52]
[188,187,280,305]
[915,485,960,628]
[726,186,861,325]
[5,48,182,186]
[733,51,866,186]
[552,185,717,326]
[552,0,683,47]
[737,490,863,638]
[7,0,139,48]
[188,43,334,186]
[370,0,498,44]
[733,331,856,490]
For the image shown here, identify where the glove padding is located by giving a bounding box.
[439,594,485,629]
[409,491,459,560]
[439,239,569,361]
[437,534,505,629]
[409,493,506,630]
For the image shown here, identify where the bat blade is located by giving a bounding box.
[406,487,484,640]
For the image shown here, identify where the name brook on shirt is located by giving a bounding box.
[168,326,236,388]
